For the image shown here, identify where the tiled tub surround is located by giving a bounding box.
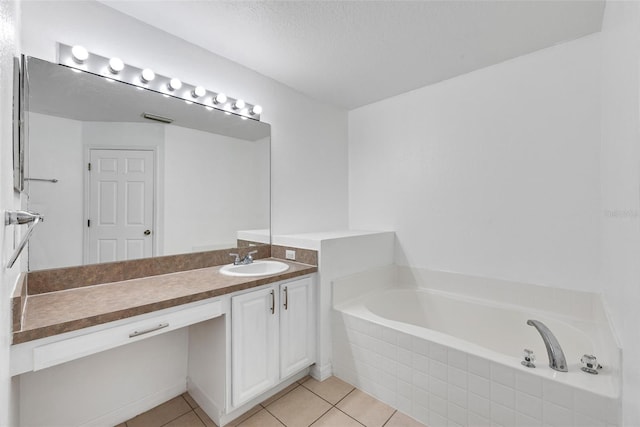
[332,266,621,426]
[13,258,316,344]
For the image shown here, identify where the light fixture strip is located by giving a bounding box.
[57,43,262,121]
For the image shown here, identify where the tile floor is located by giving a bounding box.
[116,376,426,427]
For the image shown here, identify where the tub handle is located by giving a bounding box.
[283,286,288,310]
[270,289,275,314]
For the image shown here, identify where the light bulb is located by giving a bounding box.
[108,57,124,74]
[233,99,246,110]
[71,45,89,64]
[192,86,206,98]
[140,68,155,83]
[251,105,263,115]
[168,78,182,91]
[214,93,227,104]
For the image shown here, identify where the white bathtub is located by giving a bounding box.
[332,265,621,427]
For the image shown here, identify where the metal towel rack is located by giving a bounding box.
[25,177,58,183]
[5,210,44,269]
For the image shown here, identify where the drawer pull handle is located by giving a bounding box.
[270,289,275,314]
[129,322,169,338]
[283,286,288,310]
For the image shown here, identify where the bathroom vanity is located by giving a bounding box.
[11,256,317,426]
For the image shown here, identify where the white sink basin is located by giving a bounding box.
[219,260,290,277]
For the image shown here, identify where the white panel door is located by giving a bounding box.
[279,277,315,379]
[87,149,154,264]
[231,286,279,407]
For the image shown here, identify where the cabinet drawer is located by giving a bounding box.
[32,299,223,371]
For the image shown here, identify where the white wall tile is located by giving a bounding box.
[469,373,491,396]
[468,392,491,420]
[516,391,542,420]
[398,347,413,367]
[468,356,491,379]
[448,385,467,409]
[429,411,448,427]
[429,377,448,400]
[468,412,491,427]
[430,360,448,381]
[396,394,413,416]
[515,411,543,427]
[448,349,468,371]
[573,412,606,427]
[429,393,448,418]
[448,366,468,389]
[414,386,429,408]
[491,382,515,409]
[398,379,412,398]
[381,327,397,345]
[413,371,429,391]
[543,379,574,410]
[573,389,611,422]
[413,337,430,356]
[413,402,429,425]
[413,353,429,374]
[491,363,516,388]
[515,371,542,398]
[429,342,448,363]
[491,402,516,427]
[543,401,574,426]
[448,402,468,426]
[397,332,413,349]
[398,362,413,383]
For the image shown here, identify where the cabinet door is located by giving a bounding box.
[280,277,316,379]
[231,286,279,407]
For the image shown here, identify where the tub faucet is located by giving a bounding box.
[527,319,568,372]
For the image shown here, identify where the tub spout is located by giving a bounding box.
[527,320,568,372]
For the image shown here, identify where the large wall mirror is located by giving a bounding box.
[23,56,271,272]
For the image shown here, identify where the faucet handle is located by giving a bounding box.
[243,250,258,263]
[580,354,601,374]
[229,253,240,265]
[521,349,536,368]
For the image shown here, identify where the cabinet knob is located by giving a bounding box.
[144,229,151,236]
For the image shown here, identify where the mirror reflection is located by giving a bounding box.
[24,56,271,271]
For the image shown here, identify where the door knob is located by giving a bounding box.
[144,230,151,235]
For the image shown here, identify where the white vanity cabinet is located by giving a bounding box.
[231,276,315,408]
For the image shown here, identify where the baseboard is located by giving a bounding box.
[310,362,332,381]
[186,377,224,426]
[79,380,187,427]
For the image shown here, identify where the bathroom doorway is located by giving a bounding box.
[85,148,156,264]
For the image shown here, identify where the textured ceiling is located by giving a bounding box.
[100,0,604,110]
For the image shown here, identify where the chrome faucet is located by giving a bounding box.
[527,320,568,372]
[229,250,258,265]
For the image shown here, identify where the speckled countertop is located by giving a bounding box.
[13,259,316,344]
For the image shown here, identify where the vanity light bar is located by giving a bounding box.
[58,43,263,121]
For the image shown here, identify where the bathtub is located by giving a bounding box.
[332,265,621,427]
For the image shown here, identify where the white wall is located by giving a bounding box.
[20,0,349,238]
[164,127,269,254]
[19,330,189,427]
[27,113,83,270]
[349,35,602,292]
[599,1,640,424]
[0,1,21,425]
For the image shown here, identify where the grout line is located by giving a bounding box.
[333,407,366,427]
[192,408,210,427]
[333,387,356,406]
[306,406,333,426]
[381,409,397,427]
[260,384,300,408]
[157,396,193,427]
[262,407,288,426]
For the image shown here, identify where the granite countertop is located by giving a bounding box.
[13,258,316,344]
